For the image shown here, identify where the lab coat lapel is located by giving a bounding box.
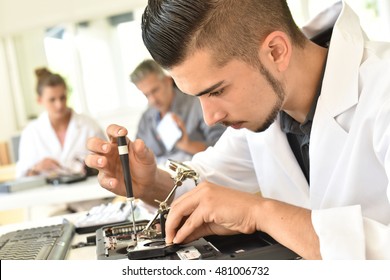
[261,120,310,199]
[309,3,364,206]
[41,112,62,156]
[61,111,78,161]
[317,2,363,118]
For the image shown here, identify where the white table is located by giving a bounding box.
[0,177,114,212]
[0,202,156,260]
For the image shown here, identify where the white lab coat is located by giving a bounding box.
[176,1,390,259]
[16,110,106,178]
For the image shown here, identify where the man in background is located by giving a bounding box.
[130,59,225,165]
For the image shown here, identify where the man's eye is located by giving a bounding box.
[208,89,224,97]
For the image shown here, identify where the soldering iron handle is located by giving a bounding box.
[117,136,134,198]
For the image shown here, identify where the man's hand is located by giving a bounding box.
[165,180,321,260]
[165,181,263,244]
[85,124,156,197]
[171,113,207,154]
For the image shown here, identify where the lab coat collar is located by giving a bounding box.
[320,1,366,117]
[309,2,367,205]
[301,1,342,39]
[261,119,310,198]
[62,110,81,157]
[39,111,62,151]
[260,2,366,199]
[40,109,79,157]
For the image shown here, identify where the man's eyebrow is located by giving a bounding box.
[195,81,225,97]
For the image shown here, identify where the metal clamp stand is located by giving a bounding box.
[142,160,199,239]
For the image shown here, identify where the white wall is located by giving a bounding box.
[13,29,48,119]
[0,0,147,36]
[0,39,18,142]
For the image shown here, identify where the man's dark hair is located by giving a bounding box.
[142,0,307,69]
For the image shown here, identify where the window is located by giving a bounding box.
[288,0,390,41]
[43,8,150,137]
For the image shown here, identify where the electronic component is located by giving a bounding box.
[96,220,149,260]
[74,201,135,234]
[95,221,300,260]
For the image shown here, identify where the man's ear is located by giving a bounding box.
[259,31,292,72]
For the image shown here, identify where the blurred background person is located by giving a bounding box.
[16,67,106,178]
[130,59,226,165]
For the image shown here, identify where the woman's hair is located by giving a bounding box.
[35,67,67,96]
[142,0,307,69]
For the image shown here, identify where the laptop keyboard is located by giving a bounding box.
[0,220,75,260]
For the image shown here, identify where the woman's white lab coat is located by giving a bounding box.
[16,110,105,177]
[178,1,390,259]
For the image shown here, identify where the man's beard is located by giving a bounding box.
[254,62,285,133]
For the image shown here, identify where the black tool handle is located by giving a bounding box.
[117,136,133,198]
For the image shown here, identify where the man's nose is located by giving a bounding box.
[55,99,65,109]
[147,95,157,106]
[200,99,225,126]
[146,93,157,105]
